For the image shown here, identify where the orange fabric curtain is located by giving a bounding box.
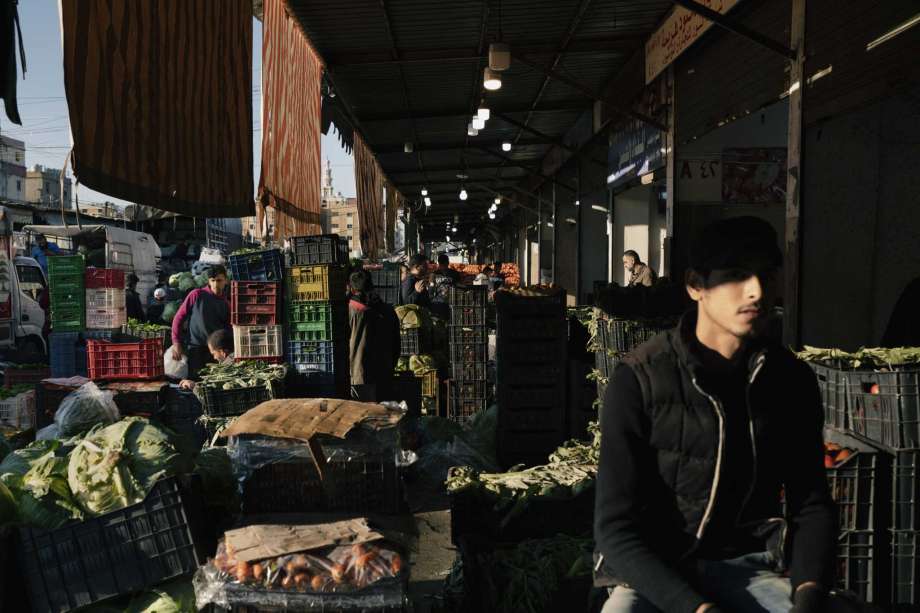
[354,134,386,256]
[258,0,323,240]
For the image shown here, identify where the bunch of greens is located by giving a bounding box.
[125,318,171,334]
[797,346,920,369]
[68,417,181,516]
[162,300,182,325]
[476,534,593,613]
[0,439,84,529]
[395,304,433,331]
[230,247,264,256]
[195,361,287,395]
[0,384,33,400]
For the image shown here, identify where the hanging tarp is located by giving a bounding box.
[385,183,402,254]
[60,0,253,217]
[321,95,355,154]
[257,0,323,240]
[354,134,385,257]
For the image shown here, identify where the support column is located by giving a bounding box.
[784,0,806,347]
[665,65,677,278]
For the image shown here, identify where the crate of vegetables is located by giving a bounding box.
[824,433,891,533]
[122,318,172,348]
[193,521,407,612]
[3,364,50,388]
[195,361,287,418]
[18,476,204,613]
[0,386,35,430]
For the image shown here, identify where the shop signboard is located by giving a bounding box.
[606,118,664,190]
[678,157,722,202]
[722,147,787,203]
[645,0,742,84]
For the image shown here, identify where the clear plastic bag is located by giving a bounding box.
[163,350,188,380]
[53,382,120,437]
[194,539,406,610]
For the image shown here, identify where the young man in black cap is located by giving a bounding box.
[594,216,837,612]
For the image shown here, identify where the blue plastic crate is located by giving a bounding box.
[286,340,347,378]
[50,331,118,378]
[228,249,284,282]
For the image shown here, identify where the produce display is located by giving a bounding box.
[459,534,593,613]
[0,383,33,399]
[395,304,432,331]
[125,317,171,335]
[446,423,600,525]
[169,271,209,294]
[207,540,405,593]
[0,417,194,529]
[797,345,920,368]
[823,442,855,469]
[195,361,287,393]
[396,354,437,376]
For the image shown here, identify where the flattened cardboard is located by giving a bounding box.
[225,518,383,562]
[218,398,403,442]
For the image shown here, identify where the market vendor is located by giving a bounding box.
[349,270,400,401]
[401,254,432,307]
[623,250,657,287]
[30,233,61,273]
[170,265,231,379]
[595,217,837,613]
[125,273,145,321]
[179,329,235,390]
[146,287,168,324]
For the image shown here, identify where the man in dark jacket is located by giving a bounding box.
[595,217,837,613]
[401,254,432,307]
[349,270,400,401]
[170,265,231,379]
[125,273,145,321]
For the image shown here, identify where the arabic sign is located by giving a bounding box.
[607,118,664,189]
[645,0,742,84]
[722,147,787,203]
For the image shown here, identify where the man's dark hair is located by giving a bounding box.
[209,264,228,279]
[207,328,234,353]
[408,254,428,269]
[126,273,139,287]
[437,253,449,266]
[349,269,373,293]
[623,250,641,262]
[687,216,783,289]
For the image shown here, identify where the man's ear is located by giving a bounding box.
[685,269,705,303]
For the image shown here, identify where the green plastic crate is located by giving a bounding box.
[50,303,85,331]
[287,302,347,342]
[49,273,84,294]
[47,255,85,277]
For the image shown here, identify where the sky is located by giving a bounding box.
[2,2,355,209]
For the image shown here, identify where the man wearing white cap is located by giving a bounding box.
[146,287,168,324]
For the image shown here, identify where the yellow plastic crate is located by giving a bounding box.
[286,265,348,303]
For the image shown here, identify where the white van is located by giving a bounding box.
[22,225,162,305]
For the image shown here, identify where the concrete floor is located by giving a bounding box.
[404,479,457,613]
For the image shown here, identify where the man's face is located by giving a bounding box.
[623,255,636,272]
[209,273,228,295]
[409,265,424,278]
[688,266,777,338]
[37,236,47,249]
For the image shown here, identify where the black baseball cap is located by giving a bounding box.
[690,216,783,276]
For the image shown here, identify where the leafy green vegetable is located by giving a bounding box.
[67,417,180,516]
[797,346,920,369]
[195,361,287,398]
[0,440,83,528]
[162,300,181,325]
[0,384,33,400]
[124,579,197,613]
[125,318,171,335]
[395,304,433,331]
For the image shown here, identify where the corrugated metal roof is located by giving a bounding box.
[286,0,671,236]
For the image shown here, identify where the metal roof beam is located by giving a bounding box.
[671,0,796,61]
[514,53,668,132]
[477,147,576,192]
[375,138,552,154]
[326,37,644,67]
[358,101,588,122]
[388,161,534,175]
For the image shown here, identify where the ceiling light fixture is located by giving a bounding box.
[494,196,501,205]
[477,106,490,121]
[472,116,486,131]
[483,67,502,91]
[501,141,512,152]
[421,188,428,196]
[575,199,580,206]
[591,205,607,213]
[488,213,496,220]
[424,197,431,207]
[489,42,511,71]
[459,188,468,201]
[404,142,414,153]
[452,226,458,233]
[467,122,478,136]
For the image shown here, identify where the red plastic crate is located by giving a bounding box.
[86,338,164,380]
[230,281,281,326]
[84,268,126,289]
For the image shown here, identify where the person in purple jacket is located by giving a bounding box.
[170,264,231,379]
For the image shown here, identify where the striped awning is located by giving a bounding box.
[256,0,323,240]
[60,0,254,217]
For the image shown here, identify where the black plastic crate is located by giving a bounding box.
[450,304,486,327]
[847,367,920,450]
[449,341,487,366]
[826,440,891,533]
[501,363,566,388]
[451,360,487,381]
[377,286,400,305]
[448,285,487,308]
[449,324,487,345]
[208,579,407,612]
[892,529,920,606]
[498,315,567,341]
[596,318,671,354]
[18,477,202,613]
[367,264,401,289]
[228,249,284,282]
[446,380,488,425]
[106,383,165,418]
[199,381,282,418]
[287,340,348,380]
[399,328,422,356]
[894,450,920,532]
[809,362,848,431]
[568,361,598,440]
[162,386,207,450]
[497,337,564,365]
[290,234,350,266]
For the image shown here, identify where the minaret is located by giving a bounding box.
[322,159,334,199]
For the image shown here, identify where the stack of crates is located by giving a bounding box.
[228,248,285,366]
[447,286,488,424]
[48,255,85,332]
[84,268,126,330]
[366,262,402,305]
[495,290,568,468]
[286,236,349,396]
